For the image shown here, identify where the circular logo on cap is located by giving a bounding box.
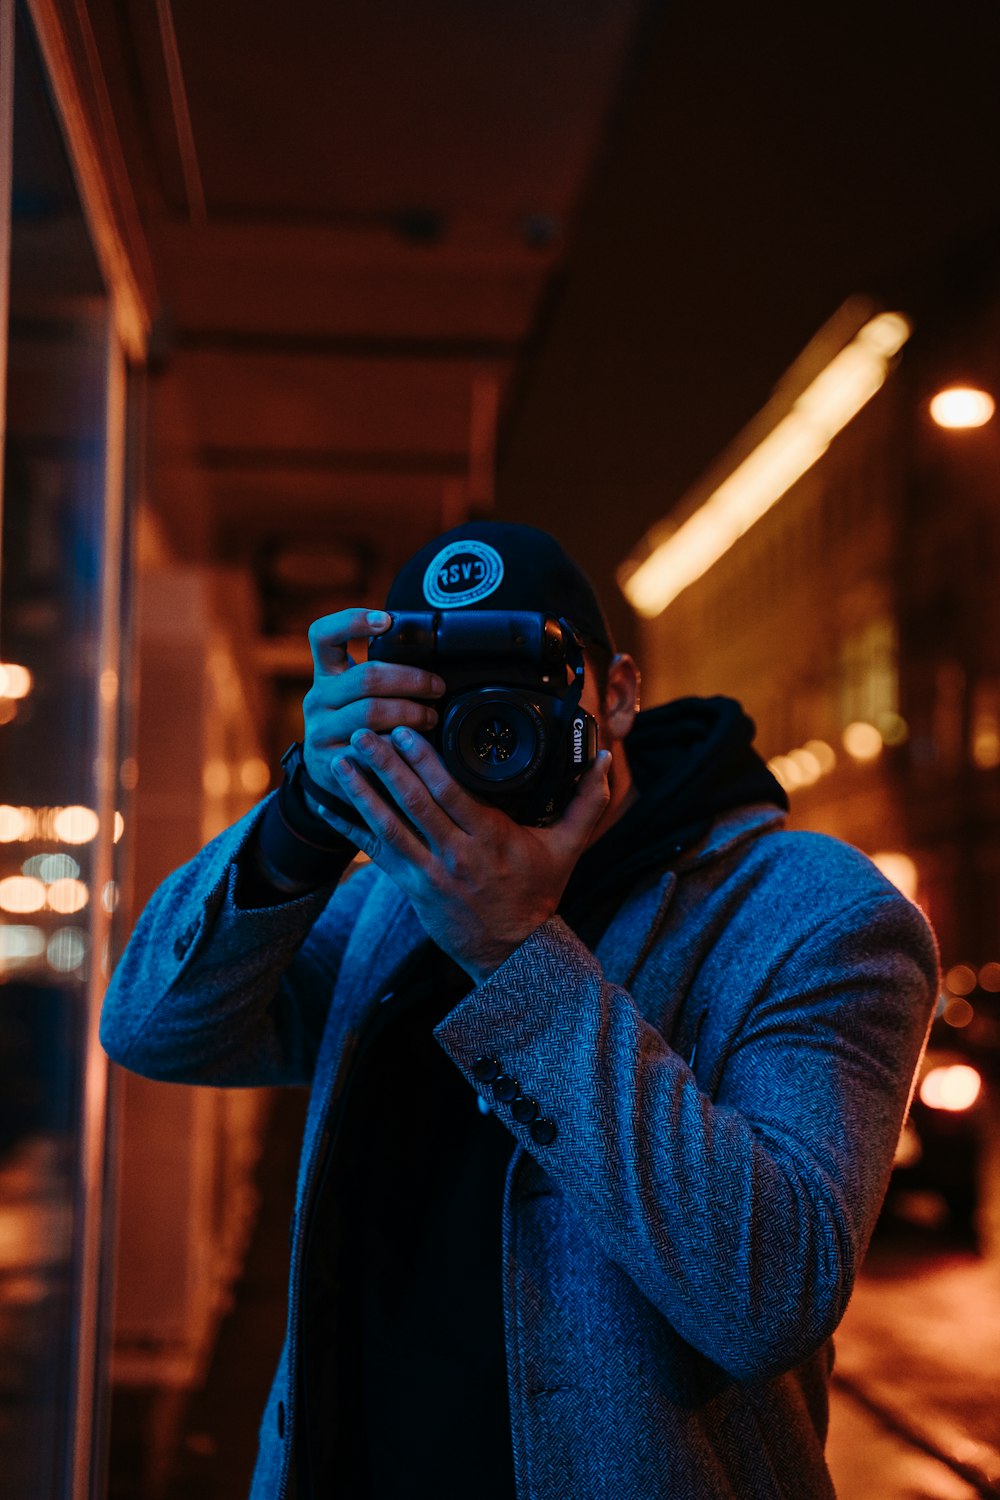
[423,540,504,608]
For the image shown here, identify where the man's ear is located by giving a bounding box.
[604,654,640,741]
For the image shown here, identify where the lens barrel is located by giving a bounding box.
[443,690,547,787]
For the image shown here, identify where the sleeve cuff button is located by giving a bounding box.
[530,1118,558,1146]
[492,1074,519,1104]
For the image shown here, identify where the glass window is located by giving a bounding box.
[0,5,131,1494]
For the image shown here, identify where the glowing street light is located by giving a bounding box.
[929,386,994,429]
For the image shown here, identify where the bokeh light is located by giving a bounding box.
[46,879,89,915]
[929,386,995,429]
[788,747,822,785]
[22,853,81,883]
[871,852,918,901]
[0,806,33,841]
[53,806,100,844]
[767,755,801,791]
[240,757,271,794]
[972,718,1000,770]
[803,739,836,774]
[919,1064,982,1112]
[875,712,909,747]
[945,963,977,996]
[943,997,974,1028]
[0,926,46,962]
[0,876,47,913]
[47,928,87,974]
[0,662,33,699]
[203,760,231,797]
[842,721,883,762]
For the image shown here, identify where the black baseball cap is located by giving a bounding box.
[385,520,615,654]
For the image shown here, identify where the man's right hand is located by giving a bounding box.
[302,608,446,799]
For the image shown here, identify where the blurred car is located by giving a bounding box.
[884,1040,986,1236]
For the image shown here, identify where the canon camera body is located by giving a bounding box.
[368,610,599,825]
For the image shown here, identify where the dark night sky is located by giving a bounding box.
[496,0,1000,649]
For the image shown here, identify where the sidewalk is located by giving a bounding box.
[132,1101,1000,1500]
[827,1224,1000,1499]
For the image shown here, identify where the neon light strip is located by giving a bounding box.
[619,312,911,617]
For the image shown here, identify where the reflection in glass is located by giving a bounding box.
[0,7,123,1495]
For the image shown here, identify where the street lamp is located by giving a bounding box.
[929,386,995,429]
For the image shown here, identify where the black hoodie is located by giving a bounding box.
[561,695,787,944]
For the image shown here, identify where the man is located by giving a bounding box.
[101,520,939,1499]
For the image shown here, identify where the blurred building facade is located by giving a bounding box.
[625,295,1000,1257]
[109,517,277,1494]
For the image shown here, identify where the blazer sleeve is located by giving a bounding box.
[431,888,939,1383]
[99,792,373,1088]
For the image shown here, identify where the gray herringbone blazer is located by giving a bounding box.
[100,799,939,1498]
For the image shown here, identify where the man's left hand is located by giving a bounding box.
[331,726,612,982]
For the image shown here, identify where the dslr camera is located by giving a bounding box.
[368,610,599,825]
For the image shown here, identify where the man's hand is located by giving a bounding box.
[330,725,612,982]
[302,607,447,799]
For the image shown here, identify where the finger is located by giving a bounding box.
[310,660,446,711]
[350,729,460,851]
[385,726,484,835]
[331,754,431,876]
[303,703,439,800]
[548,750,612,854]
[313,747,431,852]
[334,697,440,740]
[308,608,392,678]
[298,774,377,846]
[305,697,439,753]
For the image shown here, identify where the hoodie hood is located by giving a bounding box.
[559,696,787,942]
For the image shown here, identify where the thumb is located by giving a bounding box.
[552,749,612,852]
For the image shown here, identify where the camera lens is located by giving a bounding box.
[443,690,547,787]
[471,716,518,764]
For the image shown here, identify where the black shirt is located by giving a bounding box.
[297,949,517,1498]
